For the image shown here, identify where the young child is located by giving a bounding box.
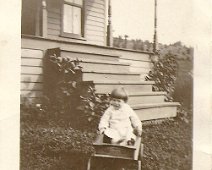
[98,87,142,146]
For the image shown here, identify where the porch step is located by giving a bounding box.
[93,80,154,94]
[128,92,166,105]
[79,59,131,73]
[129,67,150,74]
[131,102,180,121]
[119,58,151,78]
[47,48,120,62]
[114,49,151,62]
[140,73,149,80]
[119,58,152,69]
[81,70,141,82]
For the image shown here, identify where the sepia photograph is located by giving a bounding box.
[0,0,211,170]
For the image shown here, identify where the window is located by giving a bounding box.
[21,0,42,36]
[62,0,84,38]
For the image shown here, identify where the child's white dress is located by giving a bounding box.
[99,103,142,145]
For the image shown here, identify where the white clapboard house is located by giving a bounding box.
[21,0,179,121]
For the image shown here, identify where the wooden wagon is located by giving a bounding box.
[87,134,144,170]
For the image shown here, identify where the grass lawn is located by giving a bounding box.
[20,107,192,170]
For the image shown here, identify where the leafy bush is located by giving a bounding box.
[173,60,193,109]
[146,53,179,101]
[76,85,110,124]
[44,54,83,113]
[20,118,96,170]
[42,53,110,130]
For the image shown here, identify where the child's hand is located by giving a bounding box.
[99,127,106,134]
[133,127,142,137]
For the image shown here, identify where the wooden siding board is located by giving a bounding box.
[87,0,104,5]
[47,8,60,14]
[48,29,60,35]
[21,58,43,67]
[48,11,60,19]
[85,10,105,18]
[86,20,105,27]
[86,25,105,32]
[86,3,105,10]
[86,30,105,36]
[48,17,60,24]
[48,23,60,30]
[87,15,105,23]
[87,8,104,14]
[22,49,43,58]
[21,66,43,74]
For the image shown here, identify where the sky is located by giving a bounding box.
[111,0,194,46]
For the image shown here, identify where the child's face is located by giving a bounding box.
[110,98,124,110]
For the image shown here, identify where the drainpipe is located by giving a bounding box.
[107,0,113,47]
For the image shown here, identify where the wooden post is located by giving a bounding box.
[153,0,158,54]
[35,1,41,36]
[107,0,113,47]
[42,0,47,37]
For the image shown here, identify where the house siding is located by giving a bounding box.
[46,0,107,46]
[21,48,44,102]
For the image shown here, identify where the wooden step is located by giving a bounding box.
[79,59,131,73]
[47,48,120,62]
[128,92,166,105]
[114,49,151,62]
[129,67,150,74]
[131,102,180,121]
[93,80,154,94]
[81,70,141,82]
[119,58,152,69]
[140,73,149,80]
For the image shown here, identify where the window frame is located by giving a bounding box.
[61,0,85,39]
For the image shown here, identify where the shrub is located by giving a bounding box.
[173,60,193,109]
[146,53,179,101]
[20,118,96,170]
[42,53,110,130]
